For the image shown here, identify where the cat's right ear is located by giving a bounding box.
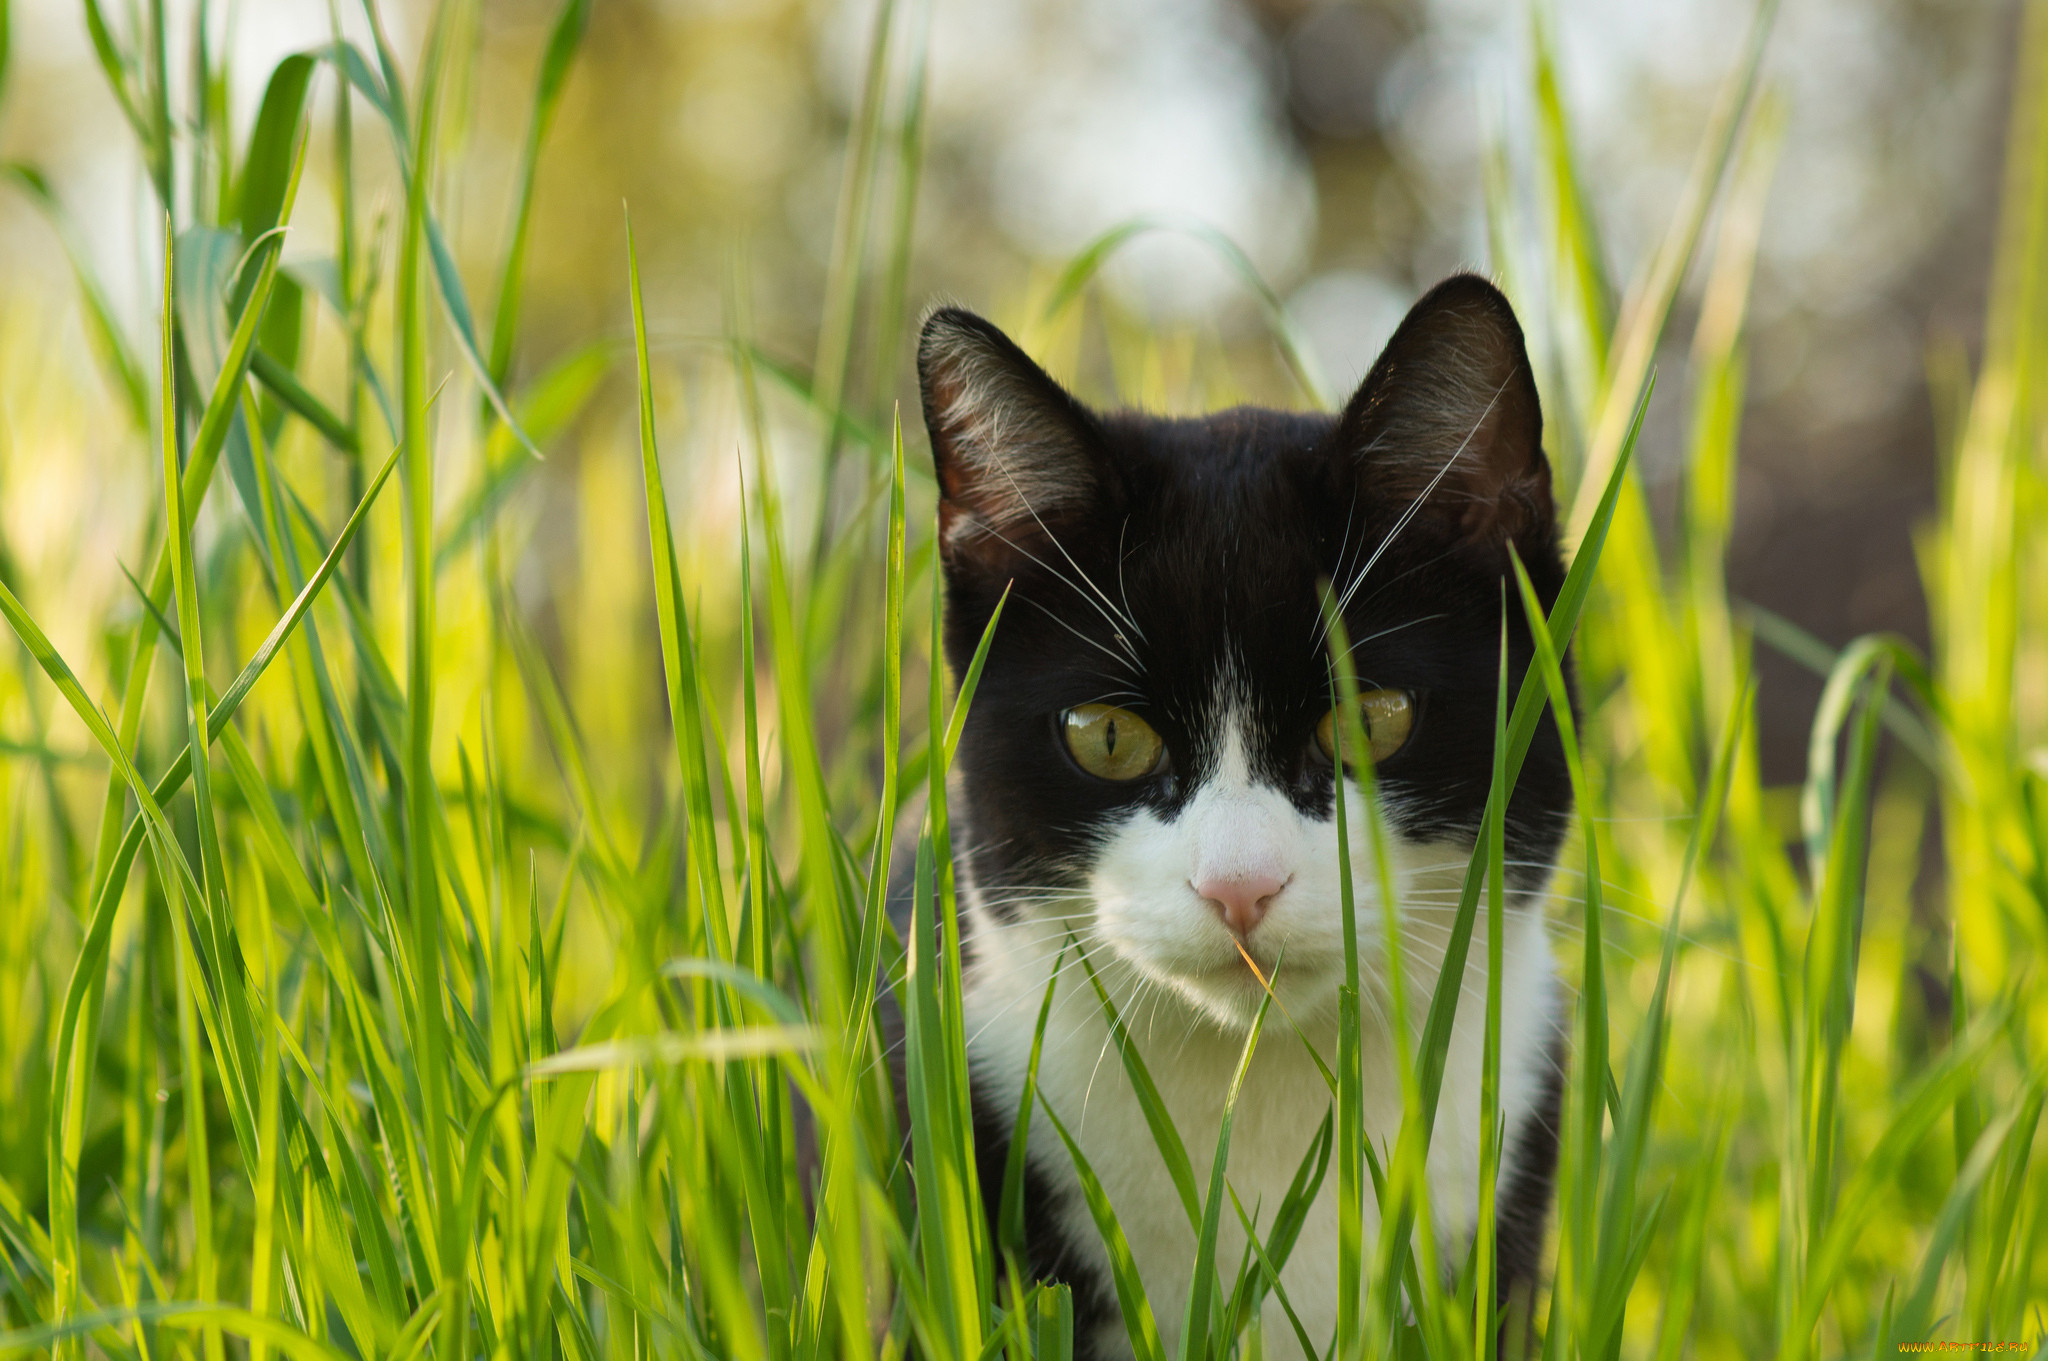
[1334,274,1552,555]
[918,307,1109,577]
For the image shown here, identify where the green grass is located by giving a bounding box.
[0,1,2043,1358]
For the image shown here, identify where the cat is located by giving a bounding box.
[911,273,1571,1360]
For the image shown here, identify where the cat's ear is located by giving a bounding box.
[1335,274,1552,548]
[918,307,1110,575]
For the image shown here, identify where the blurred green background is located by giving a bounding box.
[0,2,2042,1355]
[0,0,2009,783]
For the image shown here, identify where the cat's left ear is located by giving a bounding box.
[918,307,1114,577]
[1334,274,1552,550]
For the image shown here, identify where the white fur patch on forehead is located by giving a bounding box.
[1194,661,1256,784]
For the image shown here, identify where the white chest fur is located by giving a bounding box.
[962,885,1558,1360]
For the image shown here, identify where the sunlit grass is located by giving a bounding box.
[0,1,2042,1359]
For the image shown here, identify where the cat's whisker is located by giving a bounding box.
[978,900,1097,925]
[975,894,1093,911]
[1393,889,1546,909]
[970,892,1097,912]
[1116,516,1144,655]
[1355,976,1393,1037]
[975,504,1148,664]
[981,922,1099,943]
[1394,943,1493,1006]
[1396,890,1724,938]
[1397,859,1732,923]
[987,933,1114,953]
[975,881,1091,896]
[1391,909,1544,934]
[1164,1001,1209,1058]
[1316,375,1511,652]
[975,930,1102,960]
[1077,967,1158,1126]
[1020,593,1143,679]
[961,952,1119,1052]
[963,989,1056,1052]
[1330,500,1361,611]
[1140,979,1184,1052]
[988,927,1118,958]
[1344,542,1465,620]
[1378,855,1673,906]
[995,464,1150,647]
[956,943,1137,1061]
[1522,875,1678,914]
[1082,980,1156,1065]
[934,826,1026,868]
[1343,612,1451,656]
[1391,901,1761,974]
[1388,854,1495,876]
[974,898,1098,921]
[977,902,1093,917]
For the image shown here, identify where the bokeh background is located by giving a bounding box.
[2,6,2042,1349]
[0,0,2013,785]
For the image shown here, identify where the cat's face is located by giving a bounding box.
[920,276,1571,1029]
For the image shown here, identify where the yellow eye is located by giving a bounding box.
[1316,689,1416,765]
[1063,704,1166,781]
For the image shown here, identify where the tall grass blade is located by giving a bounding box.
[485,0,591,391]
[1564,0,1779,536]
[1177,983,1273,1360]
[0,166,150,427]
[1040,216,1329,408]
[1037,1093,1168,1361]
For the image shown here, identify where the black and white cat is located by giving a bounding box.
[914,275,1570,1359]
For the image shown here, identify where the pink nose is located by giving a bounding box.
[1195,873,1287,937]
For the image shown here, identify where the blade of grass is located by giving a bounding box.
[0,1302,354,1361]
[1359,377,1652,1322]
[484,0,590,393]
[312,37,540,457]
[904,546,1012,1357]
[1177,981,1274,1361]
[1564,0,1779,536]
[808,0,900,561]
[1040,215,1330,409]
[394,8,460,1344]
[0,165,150,427]
[864,6,931,416]
[999,938,1069,1264]
[1036,1092,1168,1361]
[160,219,248,1361]
[1891,1093,2037,1345]
[1070,939,1201,1232]
[1219,1108,1333,1340]
[1474,607,1510,1356]
[1582,643,1753,1355]
[250,347,358,453]
[236,54,316,245]
[1784,1012,2005,1360]
[1322,586,1449,1354]
[627,208,731,959]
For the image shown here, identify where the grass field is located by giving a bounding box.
[0,0,2043,1358]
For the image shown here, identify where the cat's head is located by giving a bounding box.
[918,275,1570,1029]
